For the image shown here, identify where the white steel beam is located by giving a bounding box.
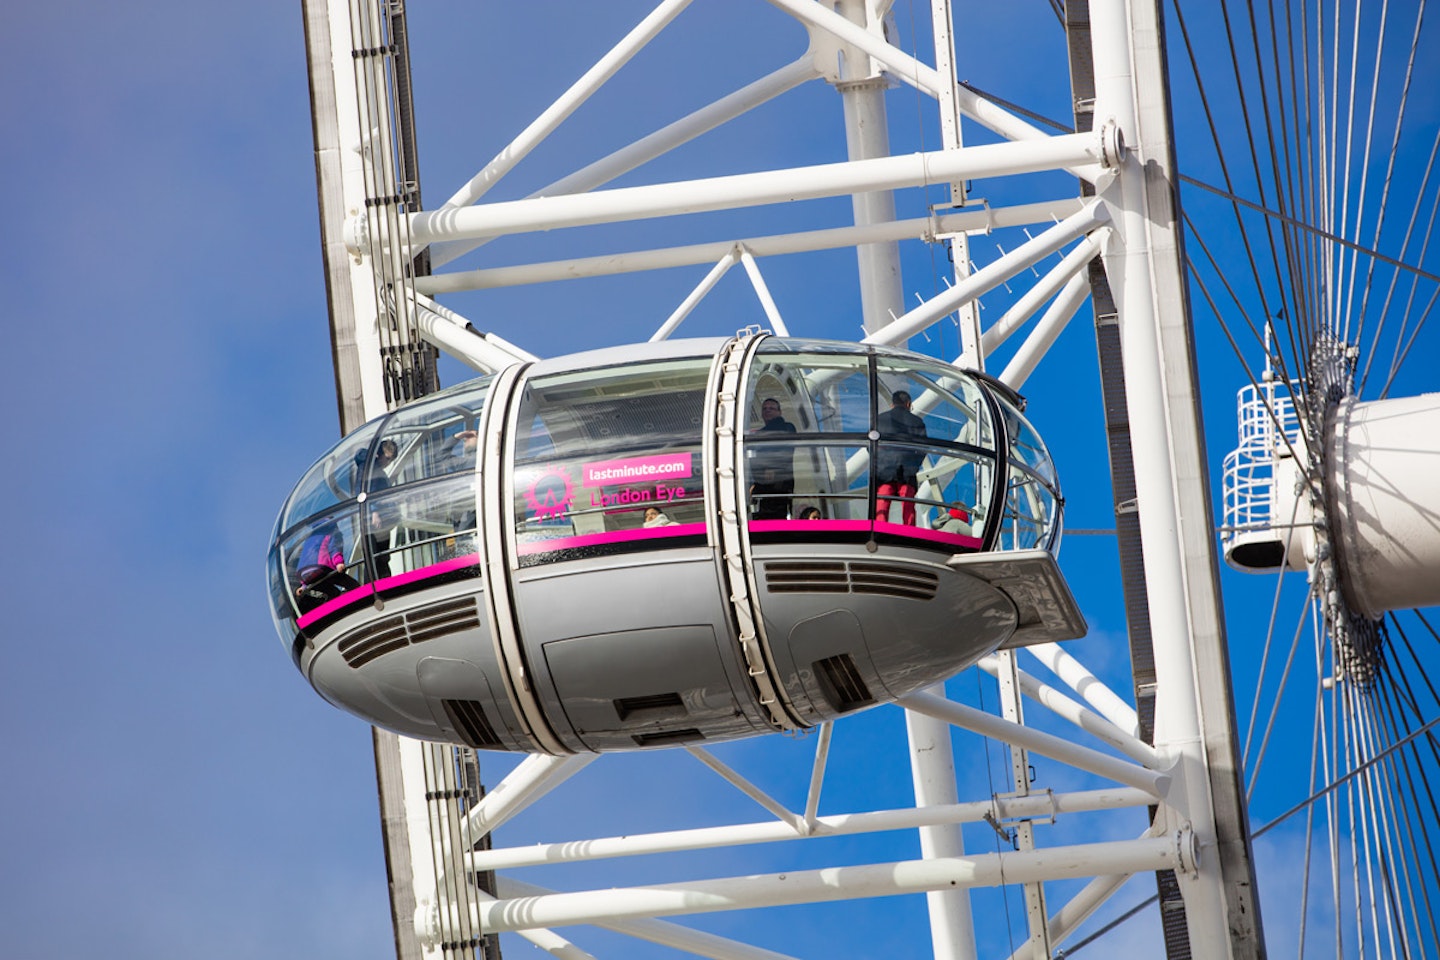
[738,248,790,335]
[461,754,595,841]
[930,0,984,371]
[864,201,1110,347]
[407,134,1103,247]
[302,0,390,422]
[465,786,1153,871]
[539,58,819,201]
[976,655,1159,767]
[993,649,1052,959]
[1090,0,1262,954]
[467,836,1188,932]
[406,291,538,373]
[1024,641,1140,736]
[415,199,1084,294]
[979,235,1102,355]
[898,690,1169,796]
[765,0,1059,148]
[831,0,905,334]
[1001,830,1162,960]
[998,270,1092,389]
[430,56,821,268]
[394,738,442,960]
[907,690,977,960]
[650,250,739,341]
[499,878,806,960]
[687,746,802,830]
[802,722,833,832]
[438,0,695,211]
[301,6,439,958]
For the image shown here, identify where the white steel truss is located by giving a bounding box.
[298,2,1269,958]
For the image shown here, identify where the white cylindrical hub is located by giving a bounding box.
[1327,393,1440,617]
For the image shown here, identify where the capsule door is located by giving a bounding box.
[496,355,775,752]
[735,341,1023,723]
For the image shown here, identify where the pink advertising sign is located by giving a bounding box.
[581,453,693,488]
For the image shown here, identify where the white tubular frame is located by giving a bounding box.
[436,0,696,213]
[405,291,538,374]
[863,202,1112,347]
[975,655,1160,768]
[461,836,1189,933]
[407,135,1102,247]
[298,0,1264,957]
[414,199,1083,294]
[981,235,1104,356]
[998,270,1093,389]
[464,786,1155,872]
[1024,641,1140,736]
[498,878,808,960]
[461,754,596,840]
[898,692,1169,797]
[429,55,822,268]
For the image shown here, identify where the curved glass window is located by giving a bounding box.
[271,507,365,626]
[745,347,870,523]
[767,441,872,523]
[365,473,480,581]
[372,380,492,485]
[875,357,994,451]
[748,343,872,434]
[744,341,1002,547]
[269,376,493,636]
[280,422,383,535]
[361,380,492,581]
[874,357,996,535]
[510,358,711,562]
[995,397,1063,551]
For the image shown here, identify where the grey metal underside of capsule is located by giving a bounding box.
[947,549,1087,648]
[302,547,1084,754]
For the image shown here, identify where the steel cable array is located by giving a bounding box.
[1169,0,1440,953]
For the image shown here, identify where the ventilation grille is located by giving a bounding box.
[338,597,482,668]
[764,560,938,600]
[814,653,875,713]
[614,692,686,720]
[632,728,703,747]
[442,699,504,749]
[336,614,408,668]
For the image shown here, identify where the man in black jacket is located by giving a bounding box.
[750,397,797,519]
[875,390,927,524]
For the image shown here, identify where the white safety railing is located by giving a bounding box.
[1221,377,1299,561]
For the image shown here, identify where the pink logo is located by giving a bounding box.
[524,466,574,521]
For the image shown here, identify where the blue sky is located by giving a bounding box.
[5,2,1436,958]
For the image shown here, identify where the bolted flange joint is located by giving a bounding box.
[342,212,369,264]
[1174,824,1201,877]
[1098,121,1126,169]
[414,898,441,949]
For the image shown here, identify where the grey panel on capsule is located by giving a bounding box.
[416,657,516,750]
[543,625,751,751]
[512,553,770,746]
[514,552,728,637]
[752,546,1021,710]
[304,583,524,745]
[783,608,884,719]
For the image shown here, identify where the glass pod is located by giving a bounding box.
[268,335,1079,754]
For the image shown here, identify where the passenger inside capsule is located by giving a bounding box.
[291,516,361,613]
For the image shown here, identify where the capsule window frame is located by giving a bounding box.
[506,357,714,564]
[744,341,1015,542]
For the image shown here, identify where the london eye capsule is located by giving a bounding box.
[267,335,1085,753]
